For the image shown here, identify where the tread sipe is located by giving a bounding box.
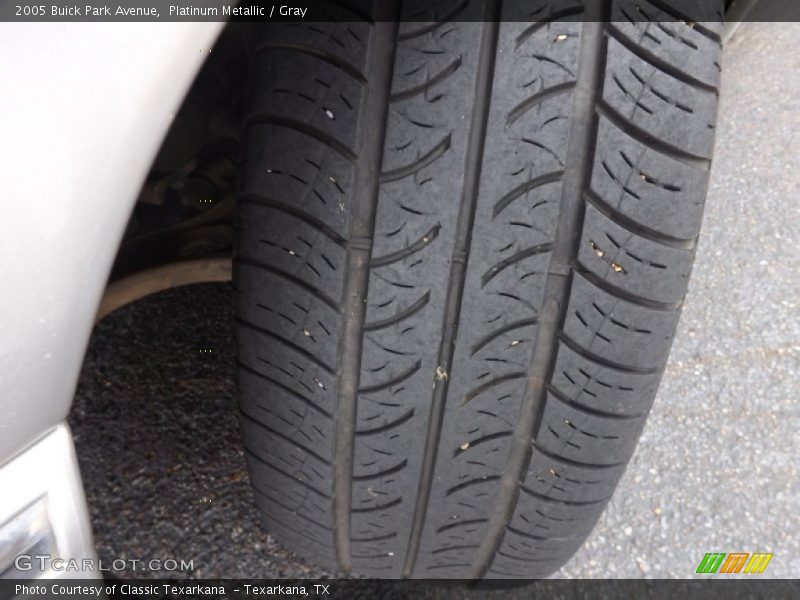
[234,0,723,580]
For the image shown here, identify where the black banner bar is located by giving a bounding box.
[1,0,800,22]
[2,578,799,600]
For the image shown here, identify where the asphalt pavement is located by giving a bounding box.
[69,22,799,585]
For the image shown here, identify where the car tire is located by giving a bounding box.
[234,0,724,579]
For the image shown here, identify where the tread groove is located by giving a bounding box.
[492,171,564,218]
[236,317,336,375]
[436,518,488,534]
[244,113,358,163]
[506,82,576,127]
[355,408,415,436]
[239,194,347,246]
[505,524,587,543]
[546,383,648,421]
[371,224,441,267]
[379,135,452,183]
[584,188,697,250]
[241,409,333,466]
[236,256,340,312]
[244,447,331,499]
[402,9,502,578]
[252,485,334,532]
[514,7,586,48]
[332,13,401,573]
[352,459,408,481]
[446,475,502,497]
[357,360,421,393]
[481,243,554,287]
[253,42,368,83]
[572,261,683,311]
[597,101,712,169]
[606,24,719,94]
[470,318,538,356]
[642,0,722,44]
[520,484,612,507]
[351,497,402,513]
[351,532,399,542]
[238,360,333,418]
[453,431,513,457]
[533,441,629,470]
[467,11,610,579]
[462,373,527,406]
[363,292,431,331]
[396,0,470,40]
[390,57,463,102]
[558,332,662,375]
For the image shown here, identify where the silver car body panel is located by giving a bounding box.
[0,22,223,466]
[0,425,97,579]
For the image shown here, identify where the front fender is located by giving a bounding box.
[0,22,224,464]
